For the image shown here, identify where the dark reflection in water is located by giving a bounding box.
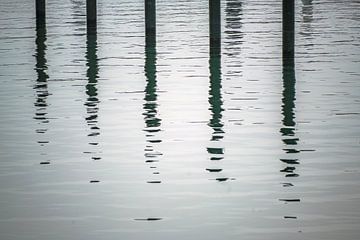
[34,22,50,164]
[209,0,221,55]
[280,0,300,218]
[280,56,299,177]
[143,36,162,182]
[145,0,156,47]
[207,33,229,181]
[85,33,101,161]
[208,53,224,141]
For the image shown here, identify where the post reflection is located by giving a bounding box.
[209,0,221,55]
[206,42,231,182]
[281,55,299,177]
[34,22,51,165]
[279,0,300,216]
[282,0,295,64]
[84,33,101,161]
[143,36,162,183]
[208,52,224,142]
[281,0,296,142]
[145,0,156,47]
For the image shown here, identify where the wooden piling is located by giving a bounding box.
[36,0,46,27]
[145,0,156,45]
[87,0,97,33]
[209,0,221,54]
[283,0,295,65]
[282,0,296,133]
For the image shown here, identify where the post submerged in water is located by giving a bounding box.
[283,0,295,66]
[145,0,156,46]
[36,0,46,27]
[209,0,221,54]
[87,0,97,34]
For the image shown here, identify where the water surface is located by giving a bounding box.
[0,0,359,239]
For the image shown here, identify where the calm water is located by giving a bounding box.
[1,0,360,239]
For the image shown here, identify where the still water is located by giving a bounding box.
[0,0,360,239]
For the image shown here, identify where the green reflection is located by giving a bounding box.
[34,22,50,162]
[86,0,97,34]
[281,62,296,137]
[145,0,156,46]
[85,34,99,114]
[143,36,162,181]
[208,52,224,140]
[34,24,49,117]
[143,39,161,132]
[207,48,226,178]
[84,32,100,160]
[281,0,299,180]
[209,0,221,55]
[281,0,296,138]
[282,0,295,63]
[36,0,46,28]
[208,0,224,165]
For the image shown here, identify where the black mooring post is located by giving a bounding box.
[87,0,97,34]
[282,0,296,136]
[145,0,156,46]
[209,0,221,55]
[36,0,46,27]
[283,0,295,66]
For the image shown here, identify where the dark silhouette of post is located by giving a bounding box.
[85,33,99,126]
[206,44,226,179]
[209,0,221,54]
[281,56,297,147]
[280,6,299,179]
[87,0,97,33]
[283,0,295,66]
[34,20,51,164]
[36,0,46,27]
[143,43,160,134]
[282,0,296,128]
[84,32,101,160]
[143,35,163,181]
[145,0,156,46]
[34,20,49,125]
[208,52,224,142]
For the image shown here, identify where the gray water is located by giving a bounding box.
[0,0,360,239]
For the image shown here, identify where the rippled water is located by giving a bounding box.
[1,0,360,239]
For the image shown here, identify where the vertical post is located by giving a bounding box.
[145,0,156,46]
[282,0,296,136]
[209,0,221,54]
[283,0,295,66]
[36,0,46,27]
[87,0,97,34]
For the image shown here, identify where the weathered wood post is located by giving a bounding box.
[209,0,221,54]
[36,0,46,27]
[282,0,296,136]
[145,0,156,46]
[283,0,295,66]
[87,0,97,33]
